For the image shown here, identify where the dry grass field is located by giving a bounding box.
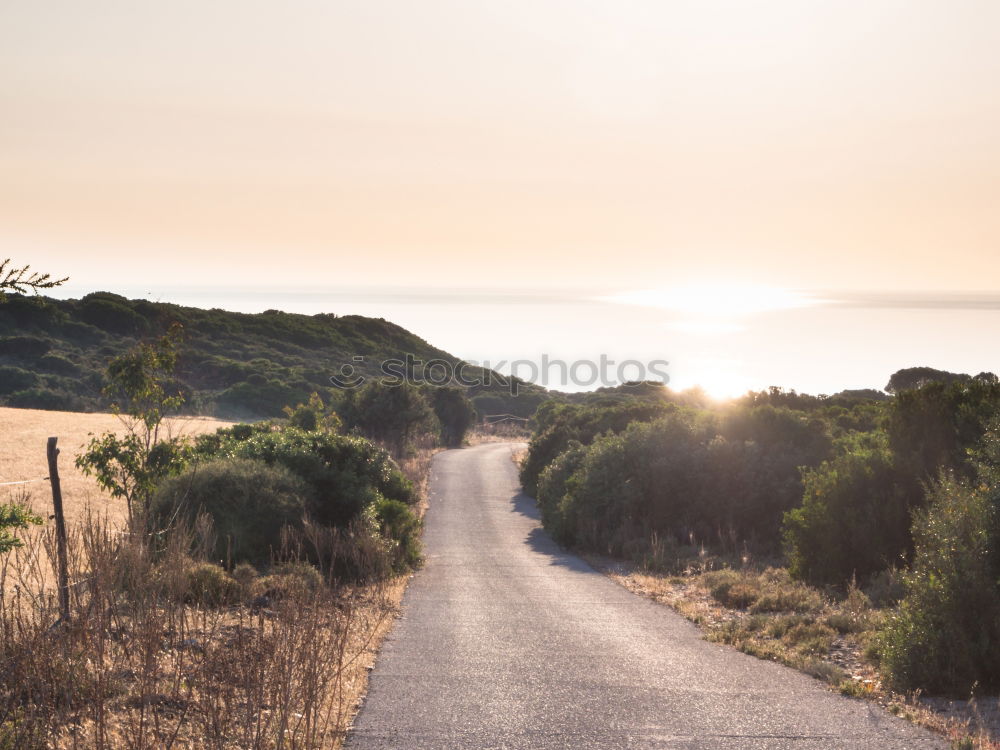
[0,406,233,527]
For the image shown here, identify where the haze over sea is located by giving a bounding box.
[52,284,1000,398]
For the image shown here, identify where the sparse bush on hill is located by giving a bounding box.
[0,291,546,417]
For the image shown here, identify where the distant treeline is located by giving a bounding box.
[522,369,1000,695]
[0,292,547,419]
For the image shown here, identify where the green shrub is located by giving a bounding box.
[257,561,326,599]
[535,441,587,545]
[784,444,911,586]
[184,562,240,606]
[37,353,80,376]
[5,387,81,411]
[0,366,37,395]
[199,426,413,528]
[231,561,259,590]
[375,498,422,572]
[703,569,761,609]
[150,458,309,564]
[877,475,1000,695]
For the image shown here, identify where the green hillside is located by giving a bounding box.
[0,292,547,419]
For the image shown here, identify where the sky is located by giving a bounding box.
[2,1,999,395]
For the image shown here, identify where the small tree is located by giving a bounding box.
[431,387,476,447]
[77,324,190,522]
[340,381,435,455]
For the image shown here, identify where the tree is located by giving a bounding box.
[76,324,190,522]
[340,381,435,455]
[885,366,970,394]
[0,258,67,300]
[431,387,476,447]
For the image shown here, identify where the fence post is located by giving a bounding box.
[47,436,70,622]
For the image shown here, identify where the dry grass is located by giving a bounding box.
[466,423,531,445]
[591,556,1000,749]
[0,407,232,527]
[0,517,405,749]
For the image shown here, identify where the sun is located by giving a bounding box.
[666,355,757,401]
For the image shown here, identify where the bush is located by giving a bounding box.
[783,444,911,586]
[150,458,310,564]
[184,562,240,606]
[877,475,1000,695]
[257,561,325,599]
[534,441,587,545]
[375,498,422,573]
[200,426,414,528]
[0,366,37,395]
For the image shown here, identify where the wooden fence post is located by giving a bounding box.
[47,436,70,622]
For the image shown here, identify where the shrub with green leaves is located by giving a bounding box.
[150,458,310,564]
[783,443,911,586]
[198,425,414,528]
[374,498,422,572]
[0,501,42,554]
[877,473,1000,695]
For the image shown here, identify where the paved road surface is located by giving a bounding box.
[347,442,944,749]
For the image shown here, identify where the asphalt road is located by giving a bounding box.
[346,442,944,749]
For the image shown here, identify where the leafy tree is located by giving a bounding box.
[76,324,190,521]
[0,258,67,300]
[340,381,435,455]
[431,387,476,447]
[888,378,1000,482]
[885,366,972,394]
[0,501,42,554]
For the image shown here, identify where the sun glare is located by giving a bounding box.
[671,362,754,401]
[604,283,822,318]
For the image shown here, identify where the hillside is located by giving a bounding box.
[0,292,547,419]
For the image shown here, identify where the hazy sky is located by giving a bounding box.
[3,0,999,291]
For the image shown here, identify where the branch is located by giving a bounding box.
[0,258,69,298]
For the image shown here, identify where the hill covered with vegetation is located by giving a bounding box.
[0,292,547,419]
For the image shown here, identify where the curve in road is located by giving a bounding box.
[347,442,944,749]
